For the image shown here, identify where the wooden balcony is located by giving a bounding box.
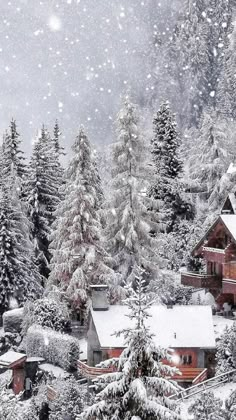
[181,272,222,289]
[202,247,225,264]
[78,361,207,384]
[223,262,236,281]
[222,279,236,295]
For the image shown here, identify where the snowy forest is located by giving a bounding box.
[1,0,236,419]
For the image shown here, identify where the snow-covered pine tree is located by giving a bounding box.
[218,21,236,120]
[80,270,181,420]
[26,126,61,278]
[49,127,115,316]
[52,119,64,156]
[188,110,235,202]
[149,101,193,235]
[0,181,42,315]
[106,97,158,289]
[52,120,65,193]
[188,391,226,420]
[3,119,27,180]
[2,119,28,198]
[91,149,104,211]
[170,0,234,127]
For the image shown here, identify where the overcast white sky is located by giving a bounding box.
[0,0,179,155]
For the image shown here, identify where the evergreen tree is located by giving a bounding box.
[0,182,42,315]
[188,391,226,420]
[80,271,180,420]
[52,119,64,156]
[26,126,61,278]
[149,101,193,234]
[52,120,65,192]
[106,97,158,289]
[218,24,236,120]
[49,127,114,314]
[170,0,234,126]
[3,119,27,181]
[2,120,28,199]
[188,110,235,201]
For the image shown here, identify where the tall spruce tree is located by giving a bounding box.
[188,110,235,201]
[170,0,234,127]
[80,271,180,420]
[49,127,114,315]
[52,120,65,191]
[149,101,193,234]
[26,126,61,278]
[218,23,236,119]
[2,119,28,198]
[106,97,158,289]
[0,180,42,315]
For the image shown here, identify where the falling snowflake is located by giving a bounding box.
[48,15,62,32]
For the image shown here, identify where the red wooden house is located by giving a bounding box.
[85,286,215,385]
[181,195,236,305]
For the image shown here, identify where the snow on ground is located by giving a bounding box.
[213,315,235,340]
[0,370,12,388]
[179,381,236,419]
[39,363,69,378]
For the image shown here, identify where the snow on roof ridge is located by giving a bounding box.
[220,214,236,241]
[91,305,215,349]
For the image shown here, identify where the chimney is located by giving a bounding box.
[90,285,109,311]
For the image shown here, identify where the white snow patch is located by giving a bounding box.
[39,363,69,378]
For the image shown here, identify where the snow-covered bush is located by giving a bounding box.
[216,324,236,374]
[0,331,22,354]
[21,295,70,335]
[188,391,226,420]
[225,389,236,420]
[26,325,80,371]
[49,376,87,420]
[0,388,26,420]
[3,308,24,333]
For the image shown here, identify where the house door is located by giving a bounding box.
[215,263,222,278]
[204,351,216,378]
[93,351,102,366]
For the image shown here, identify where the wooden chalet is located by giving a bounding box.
[84,286,215,385]
[181,193,236,305]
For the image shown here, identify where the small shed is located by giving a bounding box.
[0,351,26,394]
[0,351,44,395]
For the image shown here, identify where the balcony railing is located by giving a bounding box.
[181,272,222,289]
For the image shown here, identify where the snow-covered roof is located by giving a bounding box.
[222,193,236,215]
[0,351,26,367]
[91,305,215,349]
[227,163,236,174]
[220,214,236,241]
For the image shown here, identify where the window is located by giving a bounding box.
[180,354,192,365]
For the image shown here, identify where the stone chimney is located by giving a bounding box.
[90,285,109,311]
